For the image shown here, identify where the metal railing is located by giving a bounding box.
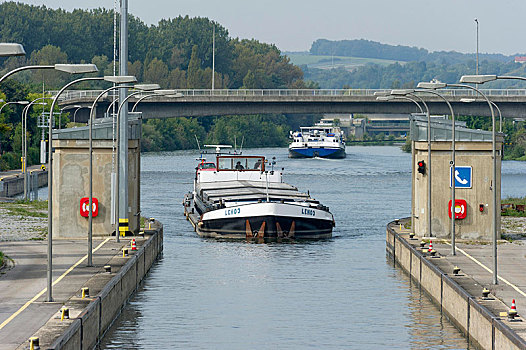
[48,88,526,102]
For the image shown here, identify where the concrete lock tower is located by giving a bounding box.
[51,116,141,238]
[410,115,503,240]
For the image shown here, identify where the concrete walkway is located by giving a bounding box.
[0,164,45,179]
[0,238,129,350]
[396,223,526,341]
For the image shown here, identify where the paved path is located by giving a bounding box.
[0,238,128,349]
[396,223,526,340]
[0,165,44,179]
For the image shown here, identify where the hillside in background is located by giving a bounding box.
[284,52,402,71]
[286,39,526,90]
[309,39,515,64]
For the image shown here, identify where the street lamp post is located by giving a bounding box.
[110,84,158,241]
[375,94,424,113]
[390,89,434,240]
[409,87,457,254]
[131,90,183,112]
[71,105,84,124]
[0,47,99,299]
[375,93,426,233]
[475,19,479,79]
[419,79,498,283]
[86,77,137,266]
[0,100,30,114]
[461,98,502,133]
[22,98,52,200]
[0,100,29,154]
[0,64,99,85]
[45,68,103,302]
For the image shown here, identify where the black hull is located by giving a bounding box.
[197,215,333,240]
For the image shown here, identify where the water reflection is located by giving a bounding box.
[99,146,526,349]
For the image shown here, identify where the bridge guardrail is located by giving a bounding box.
[48,88,526,102]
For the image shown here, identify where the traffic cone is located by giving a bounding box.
[508,299,518,319]
[131,238,137,251]
[428,240,433,253]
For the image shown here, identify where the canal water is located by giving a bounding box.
[100,146,526,349]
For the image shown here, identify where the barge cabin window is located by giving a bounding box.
[217,156,265,171]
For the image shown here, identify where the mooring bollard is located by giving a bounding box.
[482,288,490,298]
[430,249,437,257]
[409,232,415,240]
[148,217,155,230]
[29,336,39,350]
[61,307,69,321]
[420,240,426,249]
[81,287,89,299]
[104,265,111,273]
[453,266,461,275]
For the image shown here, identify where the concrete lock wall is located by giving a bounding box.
[50,225,163,350]
[412,141,502,240]
[0,170,48,197]
[52,139,140,238]
[386,224,526,350]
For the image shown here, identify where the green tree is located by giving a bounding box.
[143,58,169,87]
[187,45,203,88]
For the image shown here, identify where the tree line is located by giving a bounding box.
[0,2,306,90]
[0,2,316,169]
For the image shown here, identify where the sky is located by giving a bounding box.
[8,0,526,55]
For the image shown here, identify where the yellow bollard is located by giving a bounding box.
[122,248,129,257]
[148,218,155,230]
[61,308,69,321]
[29,337,39,350]
[81,287,89,299]
[399,223,402,231]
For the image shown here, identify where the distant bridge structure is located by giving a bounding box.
[55,88,526,122]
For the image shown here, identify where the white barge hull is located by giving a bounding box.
[197,202,334,239]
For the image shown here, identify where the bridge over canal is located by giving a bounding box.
[56,88,526,121]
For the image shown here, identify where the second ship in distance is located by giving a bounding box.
[289,120,346,159]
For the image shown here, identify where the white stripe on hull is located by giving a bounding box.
[202,202,334,222]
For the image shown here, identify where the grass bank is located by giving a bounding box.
[501,197,526,217]
[0,200,47,218]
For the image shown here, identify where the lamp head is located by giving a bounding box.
[133,83,161,91]
[417,81,447,89]
[17,101,30,105]
[460,98,476,103]
[154,90,184,97]
[54,64,98,74]
[373,91,390,97]
[459,75,496,84]
[391,89,415,96]
[0,43,26,57]
[104,75,137,84]
[376,96,394,101]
